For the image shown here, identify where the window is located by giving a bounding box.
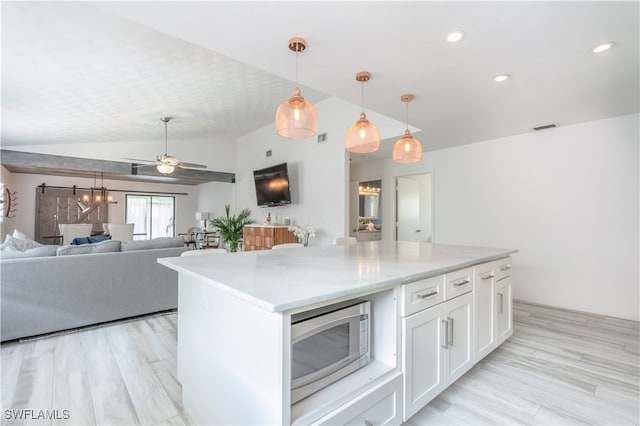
[125,195,175,240]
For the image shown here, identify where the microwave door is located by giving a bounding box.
[291,315,361,390]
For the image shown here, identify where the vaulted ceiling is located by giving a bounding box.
[2,1,638,166]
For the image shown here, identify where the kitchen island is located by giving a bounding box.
[159,241,517,425]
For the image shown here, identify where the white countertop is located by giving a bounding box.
[158,241,517,313]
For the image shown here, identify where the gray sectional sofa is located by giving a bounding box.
[1,237,189,341]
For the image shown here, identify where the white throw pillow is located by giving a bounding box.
[0,235,23,252]
[12,229,42,251]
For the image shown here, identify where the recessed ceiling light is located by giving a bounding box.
[494,74,511,82]
[446,31,465,43]
[591,42,614,53]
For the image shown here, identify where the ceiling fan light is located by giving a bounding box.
[275,87,318,139]
[157,164,175,175]
[346,112,381,153]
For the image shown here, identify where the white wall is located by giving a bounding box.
[196,181,236,223]
[235,97,363,246]
[0,168,206,241]
[352,114,639,321]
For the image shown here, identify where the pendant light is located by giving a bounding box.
[392,94,423,163]
[345,71,380,153]
[275,37,318,139]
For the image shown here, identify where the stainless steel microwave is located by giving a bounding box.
[291,299,370,403]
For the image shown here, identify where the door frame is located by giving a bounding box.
[394,171,435,243]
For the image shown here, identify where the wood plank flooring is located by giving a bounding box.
[1,302,638,425]
[405,302,640,425]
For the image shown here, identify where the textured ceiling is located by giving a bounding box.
[1,2,328,147]
[2,1,639,165]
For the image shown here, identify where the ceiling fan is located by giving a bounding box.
[125,117,207,175]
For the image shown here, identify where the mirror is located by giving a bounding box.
[358,180,381,220]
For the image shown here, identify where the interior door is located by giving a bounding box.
[396,176,428,241]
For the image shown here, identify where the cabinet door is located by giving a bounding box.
[496,276,513,345]
[402,304,446,421]
[443,292,473,384]
[474,262,496,362]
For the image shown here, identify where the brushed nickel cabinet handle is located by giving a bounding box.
[441,319,449,349]
[364,421,373,426]
[417,289,438,299]
[452,279,470,287]
[500,265,512,271]
[480,273,495,280]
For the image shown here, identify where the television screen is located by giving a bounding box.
[253,163,292,207]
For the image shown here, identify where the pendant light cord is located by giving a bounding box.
[295,49,299,88]
[405,100,410,132]
[361,81,365,114]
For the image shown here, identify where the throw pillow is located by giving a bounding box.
[0,245,58,259]
[88,235,112,243]
[71,237,91,245]
[12,229,43,250]
[0,235,23,252]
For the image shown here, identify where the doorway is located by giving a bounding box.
[395,173,433,243]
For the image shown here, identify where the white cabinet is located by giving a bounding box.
[473,257,513,362]
[315,373,402,426]
[443,292,473,384]
[496,275,513,345]
[473,262,496,362]
[401,278,473,421]
[402,302,446,418]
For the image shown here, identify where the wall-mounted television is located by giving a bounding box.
[253,162,292,207]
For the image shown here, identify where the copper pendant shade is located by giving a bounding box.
[392,94,423,163]
[345,71,380,153]
[275,38,318,139]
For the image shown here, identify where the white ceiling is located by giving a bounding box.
[2,1,638,164]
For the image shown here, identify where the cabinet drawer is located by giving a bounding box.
[316,373,402,426]
[495,257,512,281]
[401,276,445,317]
[444,267,472,300]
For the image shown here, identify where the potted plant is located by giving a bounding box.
[211,204,255,252]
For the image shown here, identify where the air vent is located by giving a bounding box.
[533,124,557,131]
[317,132,328,143]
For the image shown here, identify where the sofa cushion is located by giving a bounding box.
[93,240,120,253]
[56,240,121,256]
[0,245,58,259]
[12,229,43,250]
[120,237,184,252]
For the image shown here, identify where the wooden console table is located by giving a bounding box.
[243,225,297,251]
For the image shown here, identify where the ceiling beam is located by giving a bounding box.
[1,150,235,186]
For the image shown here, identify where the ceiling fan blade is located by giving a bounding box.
[131,163,156,169]
[124,158,156,164]
[178,162,208,169]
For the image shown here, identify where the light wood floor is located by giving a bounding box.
[1,302,638,425]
